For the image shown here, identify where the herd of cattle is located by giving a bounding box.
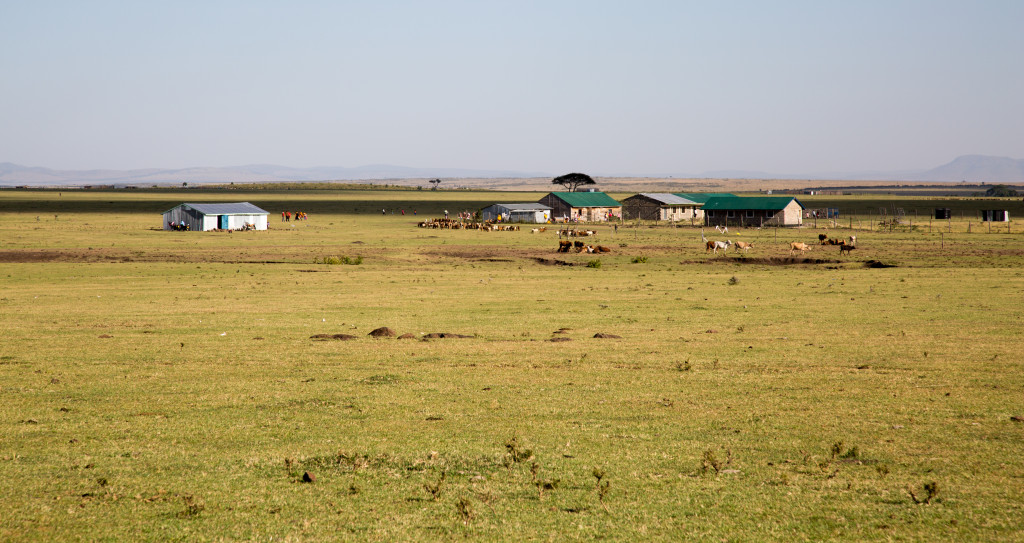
[415,217,862,257]
[418,219,521,231]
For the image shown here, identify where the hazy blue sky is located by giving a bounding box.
[1,1,1021,175]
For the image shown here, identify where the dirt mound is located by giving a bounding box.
[549,337,572,342]
[368,327,397,337]
[310,333,357,340]
[864,260,897,268]
[422,333,473,339]
[397,333,416,339]
[593,333,621,339]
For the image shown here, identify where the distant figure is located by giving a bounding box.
[382,209,386,215]
[401,209,405,215]
[444,209,449,219]
[413,210,417,215]
[281,211,286,222]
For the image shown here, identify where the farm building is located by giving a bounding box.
[162,202,269,231]
[538,192,621,222]
[672,192,737,204]
[621,193,701,221]
[480,203,552,223]
[702,196,805,227]
[981,209,1010,222]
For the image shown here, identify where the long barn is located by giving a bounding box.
[163,202,269,231]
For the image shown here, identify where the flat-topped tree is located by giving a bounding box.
[428,178,442,190]
[552,172,596,192]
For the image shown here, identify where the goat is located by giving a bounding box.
[848,235,857,246]
[733,240,753,253]
[715,225,729,234]
[790,242,810,253]
[706,240,732,254]
[839,244,856,255]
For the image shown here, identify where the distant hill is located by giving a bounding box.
[2,155,1023,187]
[915,155,1024,183]
[0,163,545,186]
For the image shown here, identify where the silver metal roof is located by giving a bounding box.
[487,203,553,211]
[167,202,269,215]
[637,193,699,205]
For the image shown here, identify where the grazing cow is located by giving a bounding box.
[573,240,585,250]
[557,240,572,253]
[734,240,753,253]
[818,233,828,244]
[839,244,856,255]
[706,240,732,254]
[848,235,857,246]
[790,242,810,253]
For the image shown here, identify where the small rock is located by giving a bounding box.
[706,329,719,334]
[302,471,316,483]
[1011,416,1024,423]
[98,334,113,339]
[593,333,621,339]
[397,333,416,339]
[368,327,397,337]
[549,337,572,342]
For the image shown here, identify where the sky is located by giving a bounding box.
[1,0,1022,176]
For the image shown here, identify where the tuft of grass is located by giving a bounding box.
[177,495,204,519]
[631,256,648,264]
[908,481,940,505]
[318,255,363,265]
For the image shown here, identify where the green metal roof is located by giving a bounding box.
[547,191,621,207]
[672,192,737,204]
[700,196,804,211]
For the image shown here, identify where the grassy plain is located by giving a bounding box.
[1,189,1023,541]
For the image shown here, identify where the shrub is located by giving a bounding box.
[318,255,363,265]
[631,256,648,264]
[587,259,602,268]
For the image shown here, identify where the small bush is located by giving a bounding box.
[728,276,739,285]
[587,259,602,269]
[319,255,363,265]
[631,256,648,264]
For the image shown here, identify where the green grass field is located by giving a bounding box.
[2,189,1023,541]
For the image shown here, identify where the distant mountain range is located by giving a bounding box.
[1,155,1022,187]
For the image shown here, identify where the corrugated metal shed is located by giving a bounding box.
[673,193,737,204]
[162,202,270,231]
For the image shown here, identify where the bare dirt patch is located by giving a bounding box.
[310,334,357,341]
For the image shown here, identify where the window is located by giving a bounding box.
[727,210,736,218]
[746,210,755,218]
[707,211,715,218]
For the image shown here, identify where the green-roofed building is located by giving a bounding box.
[539,191,622,222]
[672,192,737,204]
[701,196,805,227]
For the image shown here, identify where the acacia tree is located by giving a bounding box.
[551,172,596,192]
[428,178,442,191]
